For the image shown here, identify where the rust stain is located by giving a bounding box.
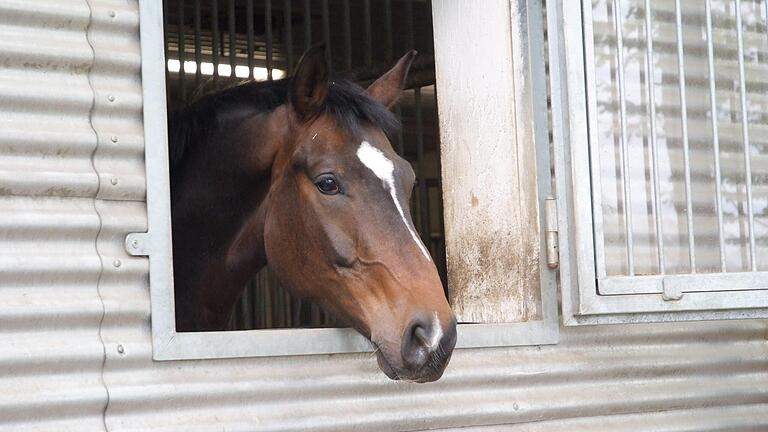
[471,193,479,208]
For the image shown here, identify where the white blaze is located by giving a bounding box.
[356,141,432,261]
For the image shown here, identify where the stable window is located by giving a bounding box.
[550,0,768,324]
[134,0,559,361]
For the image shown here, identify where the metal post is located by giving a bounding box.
[194,0,202,87]
[228,0,236,79]
[643,0,664,274]
[674,0,695,272]
[734,0,757,271]
[415,88,430,247]
[705,0,726,271]
[284,0,294,72]
[363,0,372,67]
[343,0,352,71]
[212,0,219,83]
[266,0,273,80]
[247,0,254,79]
[177,0,186,101]
[613,0,634,275]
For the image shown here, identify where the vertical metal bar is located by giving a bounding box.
[228,0,236,79]
[194,0,202,86]
[177,0,186,102]
[163,0,170,89]
[405,0,415,48]
[613,0,635,275]
[212,0,220,83]
[303,0,311,50]
[643,0,665,274]
[363,0,372,67]
[674,0,695,272]
[247,0,254,79]
[266,0,273,80]
[735,0,757,271]
[384,0,393,61]
[321,0,331,66]
[705,0,726,272]
[415,87,430,248]
[343,0,352,71]
[284,0,294,72]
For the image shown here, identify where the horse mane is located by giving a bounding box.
[168,77,401,169]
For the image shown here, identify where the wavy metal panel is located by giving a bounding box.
[1,0,768,431]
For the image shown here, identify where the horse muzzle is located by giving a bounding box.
[375,316,457,383]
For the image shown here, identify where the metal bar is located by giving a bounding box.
[322,0,331,66]
[415,88,430,247]
[343,0,352,71]
[363,0,372,67]
[705,0,726,272]
[177,0,186,101]
[384,0,393,61]
[673,0,695,272]
[194,0,202,86]
[212,0,219,83]
[303,0,311,50]
[247,0,254,79]
[266,0,273,80]
[734,0,757,271]
[228,0,236,78]
[643,0,665,274]
[405,0,415,48]
[163,0,170,89]
[284,0,294,72]
[613,0,634,275]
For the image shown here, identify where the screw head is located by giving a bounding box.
[108,10,116,18]
[110,135,118,143]
[131,239,139,248]
[110,177,118,185]
[113,259,122,268]
[117,344,125,354]
[108,95,116,102]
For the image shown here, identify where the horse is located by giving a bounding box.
[168,45,457,382]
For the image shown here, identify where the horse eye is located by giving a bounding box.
[315,175,341,195]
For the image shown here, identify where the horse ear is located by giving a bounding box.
[367,50,417,109]
[291,44,329,119]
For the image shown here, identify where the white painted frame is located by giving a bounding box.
[132,0,557,361]
[548,0,768,325]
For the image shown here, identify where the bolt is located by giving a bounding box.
[513,402,519,411]
[113,259,122,268]
[110,177,118,186]
[117,344,125,354]
[108,10,116,18]
[131,239,139,248]
[111,135,119,143]
[108,95,115,102]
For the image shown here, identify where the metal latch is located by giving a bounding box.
[544,196,559,269]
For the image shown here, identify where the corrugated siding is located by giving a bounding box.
[1,1,767,431]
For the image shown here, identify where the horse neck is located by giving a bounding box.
[172,111,287,331]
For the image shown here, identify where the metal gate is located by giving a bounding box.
[161,0,445,329]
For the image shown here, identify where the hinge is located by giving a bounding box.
[544,196,559,269]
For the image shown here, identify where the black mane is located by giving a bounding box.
[168,77,400,168]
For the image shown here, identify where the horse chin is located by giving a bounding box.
[375,350,400,381]
[374,347,450,383]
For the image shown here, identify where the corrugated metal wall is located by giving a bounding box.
[1,0,767,431]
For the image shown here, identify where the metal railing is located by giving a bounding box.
[587,0,768,288]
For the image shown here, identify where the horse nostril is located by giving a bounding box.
[401,319,430,370]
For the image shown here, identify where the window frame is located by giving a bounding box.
[548,0,768,326]
[133,0,557,361]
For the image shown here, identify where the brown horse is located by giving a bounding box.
[169,46,456,382]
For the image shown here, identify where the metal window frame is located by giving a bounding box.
[549,0,768,326]
[132,0,557,361]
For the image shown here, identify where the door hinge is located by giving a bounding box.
[544,196,559,269]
